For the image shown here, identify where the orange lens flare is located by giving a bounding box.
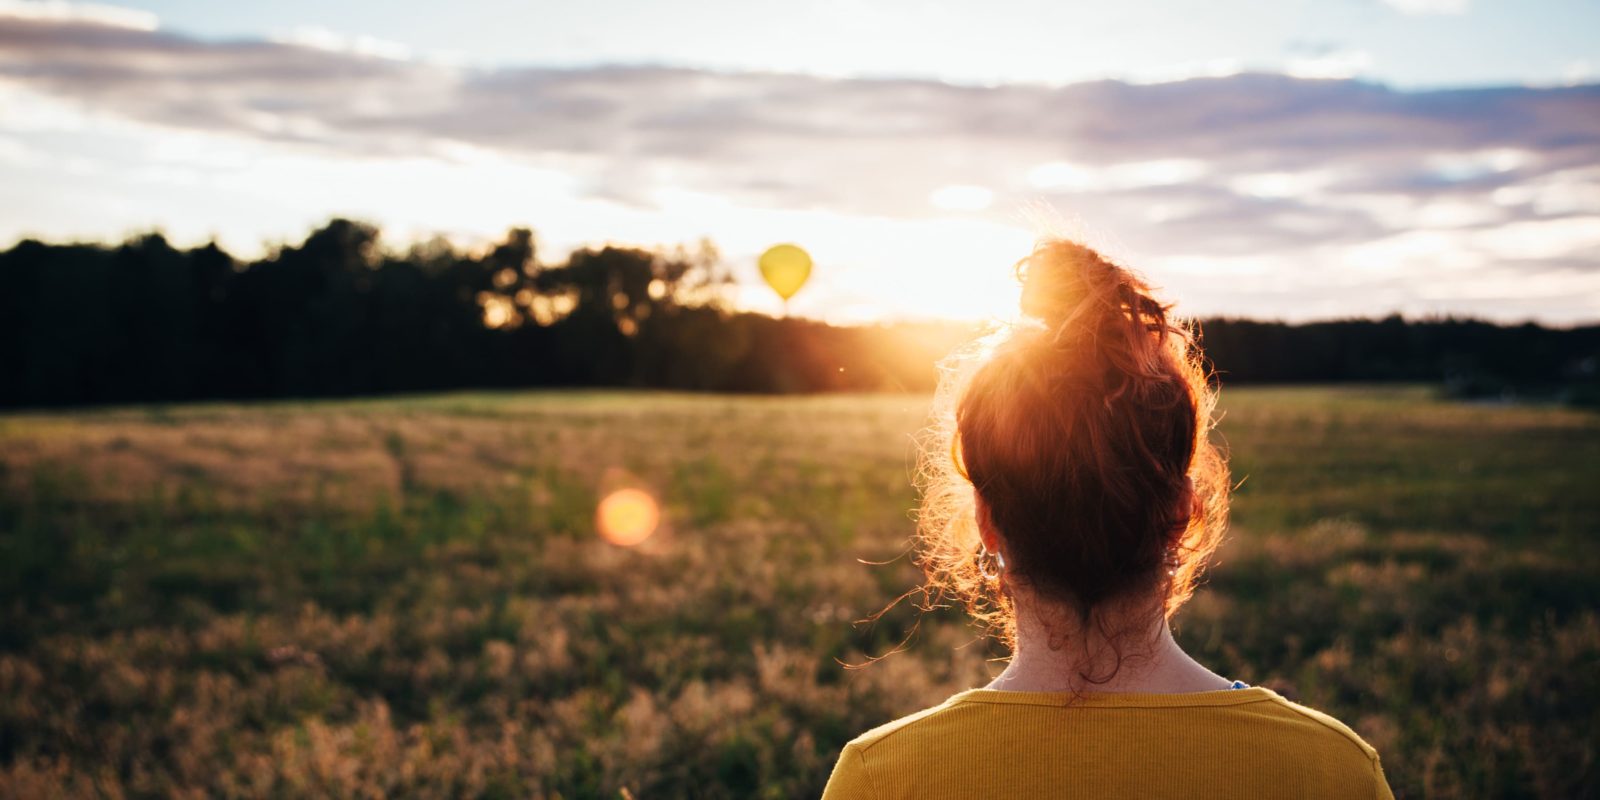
[596,488,660,546]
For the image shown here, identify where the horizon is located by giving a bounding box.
[1,0,1598,324]
[12,219,1599,331]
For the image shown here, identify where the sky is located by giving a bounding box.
[1,0,1598,323]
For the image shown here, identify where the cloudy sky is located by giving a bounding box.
[1,0,1597,323]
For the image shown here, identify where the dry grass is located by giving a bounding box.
[0,386,1595,798]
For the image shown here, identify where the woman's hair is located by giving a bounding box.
[916,238,1229,652]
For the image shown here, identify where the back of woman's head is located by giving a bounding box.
[918,239,1228,647]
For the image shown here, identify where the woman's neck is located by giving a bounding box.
[985,592,1232,695]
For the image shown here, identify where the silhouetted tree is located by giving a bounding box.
[1,219,1595,408]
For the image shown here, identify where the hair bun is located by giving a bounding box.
[1018,239,1171,339]
[1018,240,1124,328]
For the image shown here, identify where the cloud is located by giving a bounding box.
[0,0,154,30]
[1285,49,1374,80]
[267,26,414,62]
[1,6,1598,322]
[1380,0,1469,15]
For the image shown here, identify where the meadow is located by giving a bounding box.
[0,386,1595,799]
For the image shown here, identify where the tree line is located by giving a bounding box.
[1,219,1595,408]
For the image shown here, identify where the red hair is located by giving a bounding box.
[916,239,1229,649]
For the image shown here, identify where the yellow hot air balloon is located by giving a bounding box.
[759,244,812,312]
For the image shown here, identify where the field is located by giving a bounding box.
[1,387,1596,798]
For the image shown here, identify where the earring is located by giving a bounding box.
[977,545,1005,581]
[1164,546,1180,577]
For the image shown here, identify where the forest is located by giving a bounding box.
[3,218,1596,408]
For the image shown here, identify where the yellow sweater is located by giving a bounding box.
[822,687,1394,799]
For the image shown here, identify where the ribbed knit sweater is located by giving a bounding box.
[821,686,1394,799]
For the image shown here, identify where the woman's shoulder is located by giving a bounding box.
[839,692,972,754]
[1240,689,1382,762]
[823,695,979,800]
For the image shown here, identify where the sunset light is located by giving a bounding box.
[3,2,1596,797]
[3,0,1595,323]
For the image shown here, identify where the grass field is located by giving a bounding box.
[1,387,1596,798]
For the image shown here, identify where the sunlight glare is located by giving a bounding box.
[930,185,994,211]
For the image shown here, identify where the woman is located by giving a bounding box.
[823,240,1393,799]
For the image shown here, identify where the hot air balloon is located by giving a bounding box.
[759,244,812,315]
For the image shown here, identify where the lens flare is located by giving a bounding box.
[596,488,660,546]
